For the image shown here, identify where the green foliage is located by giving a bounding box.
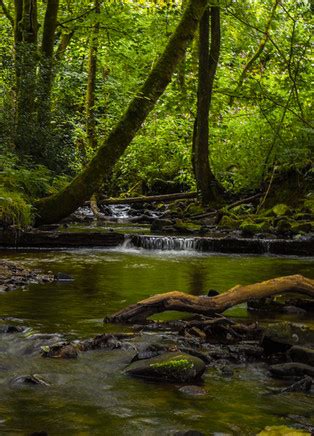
[0,187,32,228]
[0,152,69,227]
[0,0,312,204]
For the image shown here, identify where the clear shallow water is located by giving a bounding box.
[0,248,313,435]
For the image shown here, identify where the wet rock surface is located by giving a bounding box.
[10,374,50,388]
[0,260,55,292]
[269,363,314,379]
[125,352,206,383]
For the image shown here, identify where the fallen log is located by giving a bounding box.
[106,274,314,323]
[100,191,197,205]
[190,193,262,219]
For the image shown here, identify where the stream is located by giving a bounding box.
[0,247,313,435]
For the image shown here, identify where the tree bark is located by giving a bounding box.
[37,0,59,131]
[86,0,100,150]
[34,0,210,226]
[192,7,221,206]
[106,275,314,323]
[15,0,38,154]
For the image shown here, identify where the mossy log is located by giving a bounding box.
[106,275,314,323]
[101,192,197,205]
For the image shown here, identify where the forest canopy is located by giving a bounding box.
[0,0,312,226]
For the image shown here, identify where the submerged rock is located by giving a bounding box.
[269,376,312,394]
[55,272,74,282]
[178,385,207,396]
[125,352,205,383]
[80,333,136,351]
[0,325,24,333]
[41,342,78,359]
[10,374,50,387]
[269,362,314,379]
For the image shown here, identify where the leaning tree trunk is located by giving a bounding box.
[192,6,221,205]
[106,275,314,323]
[34,0,209,225]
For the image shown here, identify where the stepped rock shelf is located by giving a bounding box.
[1,230,313,256]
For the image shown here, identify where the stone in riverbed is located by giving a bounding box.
[261,322,314,354]
[41,342,78,359]
[125,352,205,383]
[269,362,314,379]
[178,385,207,396]
[288,345,314,366]
[10,374,50,387]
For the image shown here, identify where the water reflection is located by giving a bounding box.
[0,249,313,434]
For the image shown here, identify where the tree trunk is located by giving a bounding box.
[37,0,59,132]
[106,275,314,323]
[34,0,210,226]
[14,0,38,154]
[192,7,221,206]
[86,0,100,150]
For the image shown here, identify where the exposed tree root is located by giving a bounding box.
[106,275,314,323]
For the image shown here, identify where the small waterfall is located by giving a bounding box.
[108,204,131,219]
[128,235,198,251]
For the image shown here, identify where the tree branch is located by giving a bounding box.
[106,275,314,323]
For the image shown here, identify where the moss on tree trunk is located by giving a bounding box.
[34,0,209,225]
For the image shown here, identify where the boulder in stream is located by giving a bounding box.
[125,352,205,383]
[269,362,314,379]
[261,322,314,354]
[288,345,314,366]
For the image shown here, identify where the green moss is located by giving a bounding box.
[275,218,292,233]
[0,188,32,228]
[240,220,269,235]
[303,198,314,214]
[272,203,292,217]
[150,359,193,373]
[291,221,312,233]
[184,203,204,216]
[174,220,201,232]
[219,215,240,229]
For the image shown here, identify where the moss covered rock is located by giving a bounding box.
[275,218,292,233]
[174,220,201,234]
[240,220,269,235]
[219,215,240,229]
[291,221,313,233]
[262,322,314,349]
[272,203,292,217]
[184,203,204,216]
[125,352,205,382]
[303,198,314,214]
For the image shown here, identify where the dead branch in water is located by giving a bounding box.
[106,275,314,323]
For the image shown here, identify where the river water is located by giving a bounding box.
[0,248,313,435]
